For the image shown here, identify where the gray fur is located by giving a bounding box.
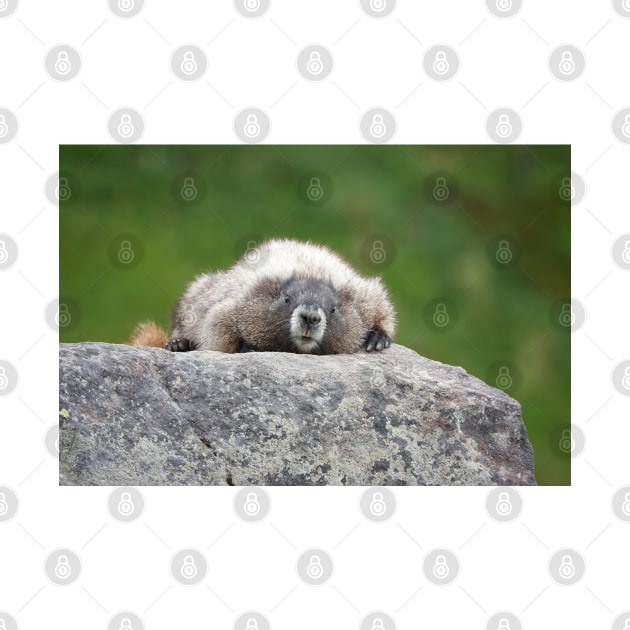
[170,239,396,354]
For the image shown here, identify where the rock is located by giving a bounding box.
[58,342,536,486]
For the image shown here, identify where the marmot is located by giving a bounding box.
[129,239,396,354]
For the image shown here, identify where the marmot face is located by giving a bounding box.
[282,277,336,353]
[244,276,363,354]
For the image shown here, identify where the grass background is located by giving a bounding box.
[60,144,570,485]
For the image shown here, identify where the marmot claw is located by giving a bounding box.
[365,330,391,352]
[165,338,196,352]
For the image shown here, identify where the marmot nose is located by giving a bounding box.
[301,311,321,326]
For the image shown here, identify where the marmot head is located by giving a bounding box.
[244,275,362,354]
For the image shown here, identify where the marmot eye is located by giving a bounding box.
[331,307,336,313]
[284,296,290,304]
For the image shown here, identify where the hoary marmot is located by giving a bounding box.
[129,239,396,354]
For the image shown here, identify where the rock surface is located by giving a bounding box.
[59,342,536,486]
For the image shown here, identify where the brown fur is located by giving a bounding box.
[128,321,168,348]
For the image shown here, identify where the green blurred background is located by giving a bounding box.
[60,144,570,485]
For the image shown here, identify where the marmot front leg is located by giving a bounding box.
[364,328,392,352]
[165,338,197,352]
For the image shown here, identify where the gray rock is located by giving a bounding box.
[59,342,536,486]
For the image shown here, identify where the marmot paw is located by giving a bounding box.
[165,338,197,352]
[364,330,391,352]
